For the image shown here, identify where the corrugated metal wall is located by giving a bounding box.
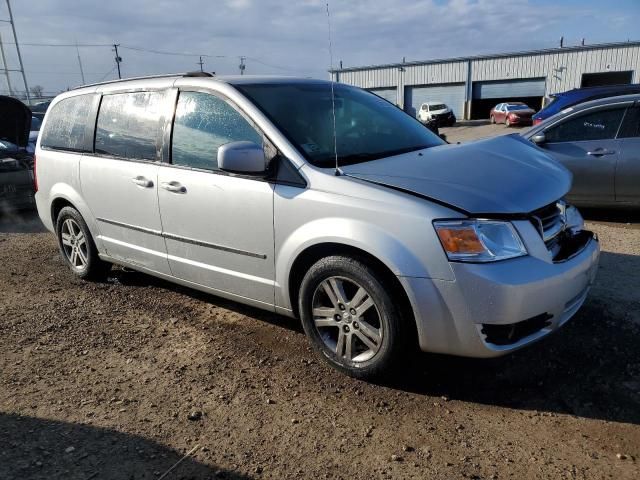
[472,78,546,99]
[367,87,397,104]
[471,45,640,95]
[333,44,640,117]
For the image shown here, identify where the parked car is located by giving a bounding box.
[27,116,42,154]
[490,102,535,127]
[35,75,599,380]
[524,94,640,208]
[533,84,640,125]
[0,95,35,211]
[418,101,456,127]
[30,100,51,121]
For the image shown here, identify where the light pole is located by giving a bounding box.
[5,0,29,102]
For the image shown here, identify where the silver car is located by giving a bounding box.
[35,74,600,379]
[525,94,640,207]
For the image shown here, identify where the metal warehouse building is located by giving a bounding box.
[330,41,640,120]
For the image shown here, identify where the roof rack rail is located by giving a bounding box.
[72,71,214,90]
[183,71,214,77]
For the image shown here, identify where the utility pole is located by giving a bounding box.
[0,31,13,95]
[5,0,29,102]
[239,56,246,75]
[75,41,85,84]
[197,55,204,72]
[113,43,122,79]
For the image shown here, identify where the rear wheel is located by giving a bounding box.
[56,206,110,281]
[298,255,410,380]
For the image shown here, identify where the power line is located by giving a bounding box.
[0,40,304,76]
[2,42,112,47]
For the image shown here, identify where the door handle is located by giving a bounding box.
[160,181,187,193]
[132,176,154,188]
[587,148,616,157]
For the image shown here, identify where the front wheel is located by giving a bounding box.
[505,118,511,127]
[298,256,411,380]
[490,115,495,124]
[56,206,111,281]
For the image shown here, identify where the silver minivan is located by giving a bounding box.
[35,74,600,379]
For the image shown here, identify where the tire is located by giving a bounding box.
[298,255,411,380]
[56,206,111,281]
[505,118,511,127]
[490,115,495,124]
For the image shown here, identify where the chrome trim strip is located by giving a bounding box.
[96,217,267,259]
[97,217,162,236]
[163,232,267,259]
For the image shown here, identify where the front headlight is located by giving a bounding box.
[433,219,527,262]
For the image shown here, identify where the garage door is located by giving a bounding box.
[367,87,397,105]
[472,78,546,99]
[404,83,466,119]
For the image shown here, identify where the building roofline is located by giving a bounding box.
[330,40,640,73]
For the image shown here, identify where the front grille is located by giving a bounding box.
[481,313,552,346]
[530,200,593,261]
[531,201,567,258]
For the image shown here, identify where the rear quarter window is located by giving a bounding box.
[40,95,93,152]
[95,91,167,161]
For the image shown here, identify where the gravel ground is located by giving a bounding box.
[1,123,639,479]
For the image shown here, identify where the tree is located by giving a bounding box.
[30,85,44,98]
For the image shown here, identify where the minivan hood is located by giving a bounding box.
[342,134,571,215]
[0,95,31,148]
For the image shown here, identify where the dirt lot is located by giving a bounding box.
[1,124,639,479]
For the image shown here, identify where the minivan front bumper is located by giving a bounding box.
[400,231,600,358]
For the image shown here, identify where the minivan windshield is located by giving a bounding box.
[237,82,445,167]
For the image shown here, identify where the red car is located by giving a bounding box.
[490,102,535,127]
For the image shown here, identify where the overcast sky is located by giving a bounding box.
[0,0,638,96]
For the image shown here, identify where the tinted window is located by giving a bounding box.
[505,104,529,111]
[171,91,262,171]
[30,116,42,131]
[545,107,626,143]
[618,107,640,138]
[237,83,444,167]
[40,95,92,151]
[95,91,166,160]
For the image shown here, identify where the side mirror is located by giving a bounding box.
[218,141,266,174]
[531,132,546,145]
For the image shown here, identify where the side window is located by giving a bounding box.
[40,95,93,152]
[618,107,640,138]
[545,107,626,143]
[171,91,262,171]
[95,91,166,161]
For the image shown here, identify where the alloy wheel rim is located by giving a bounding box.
[61,218,88,270]
[311,276,383,363]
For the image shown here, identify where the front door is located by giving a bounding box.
[539,105,627,205]
[157,90,275,305]
[81,90,171,275]
[615,106,640,204]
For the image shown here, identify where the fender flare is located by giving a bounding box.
[275,217,430,311]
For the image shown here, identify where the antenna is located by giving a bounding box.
[326,3,341,176]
